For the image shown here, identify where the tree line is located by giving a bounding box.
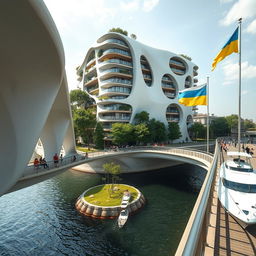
[70,89,181,148]
[189,115,256,140]
[70,89,256,148]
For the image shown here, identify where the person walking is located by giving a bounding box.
[53,153,59,167]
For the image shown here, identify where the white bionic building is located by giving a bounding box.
[78,33,198,141]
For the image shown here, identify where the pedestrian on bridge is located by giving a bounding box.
[34,158,39,169]
[53,153,59,167]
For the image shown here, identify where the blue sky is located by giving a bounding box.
[44,0,256,122]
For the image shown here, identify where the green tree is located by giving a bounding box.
[111,123,135,146]
[189,122,206,140]
[103,162,121,195]
[70,89,94,110]
[134,123,150,145]
[244,119,256,130]
[73,108,96,145]
[148,118,167,143]
[134,111,150,124]
[168,122,182,142]
[225,114,238,132]
[130,33,137,40]
[180,54,192,61]
[93,122,104,149]
[210,117,229,138]
[109,27,128,36]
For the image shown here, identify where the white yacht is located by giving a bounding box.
[218,151,256,227]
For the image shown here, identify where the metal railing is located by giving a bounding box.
[175,141,219,256]
[23,153,87,178]
[23,145,214,190]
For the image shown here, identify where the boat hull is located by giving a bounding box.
[218,163,256,227]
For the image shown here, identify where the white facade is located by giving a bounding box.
[78,33,198,142]
[0,0,76,195]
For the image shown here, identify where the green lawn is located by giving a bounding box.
[84,184,139,206]
[76,146,98,153]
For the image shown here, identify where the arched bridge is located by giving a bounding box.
[7,145,213,194]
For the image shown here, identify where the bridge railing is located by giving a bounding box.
[24,144,214,179]
[23,153,88,177]
[175,141,219,256]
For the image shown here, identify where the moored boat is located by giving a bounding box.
[218,151,256,227]
[118,209,129,228]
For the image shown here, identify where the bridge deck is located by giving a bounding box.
[204,144,256,256]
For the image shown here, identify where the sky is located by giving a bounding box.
[43,0,256,122]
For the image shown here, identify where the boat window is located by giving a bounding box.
[223,178,256,193]
[229,166,253,172]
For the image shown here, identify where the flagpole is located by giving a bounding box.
[207,76,209,153]
[238,18,242,153]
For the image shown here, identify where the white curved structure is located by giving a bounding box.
[78,33,198,140]
[0,0,76,195]
[218,152,256,226]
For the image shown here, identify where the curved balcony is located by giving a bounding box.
[99,113,131,122]
[100,38,129,51]
[140,55,153,87]
[108,95,128,100]
[166,104,180,123]
[162,74,177,99]
[99,103,132,113]
[185,76,192,88]
[84,76,98,87]
[101,86,131,94]
[99,48,132,62]
[85,65,96,76]
[170,57,187,76]
[161,83,175,89]
[99,58,132,69]
[87,86,99,96]
[101,77,132,87]
[100,67,133,80]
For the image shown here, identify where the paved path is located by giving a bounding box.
[204,144,256,256]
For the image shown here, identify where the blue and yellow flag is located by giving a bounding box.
[212,27,239,71]
[178,84,207,106]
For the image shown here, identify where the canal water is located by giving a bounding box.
[0,164,206,256]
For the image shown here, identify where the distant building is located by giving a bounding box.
[193,113,218,126]
[77,32,199,142]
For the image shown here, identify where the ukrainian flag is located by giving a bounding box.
[212,27,239,71]
[178,84,207,106]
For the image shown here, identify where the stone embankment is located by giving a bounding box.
[75,185,145,219]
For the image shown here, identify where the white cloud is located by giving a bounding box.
[222,60,256,85]
[220,0,256,26]
[44,0,117,32]
[120,0,140,11]
[120,0,159,12]
[242,90,248,95]
[143,0,160,12]
[246,19,256,34]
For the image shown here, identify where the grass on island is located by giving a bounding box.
[84,184,138,207]
[76,146,98,153]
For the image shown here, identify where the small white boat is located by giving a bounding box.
[120,191,131,209]
[218,151,256,227]
[118,209,129,228]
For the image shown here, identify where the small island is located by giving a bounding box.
[75,184,145,219]
[76,162,145,219]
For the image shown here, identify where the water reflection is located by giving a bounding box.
[0,164,205,256]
